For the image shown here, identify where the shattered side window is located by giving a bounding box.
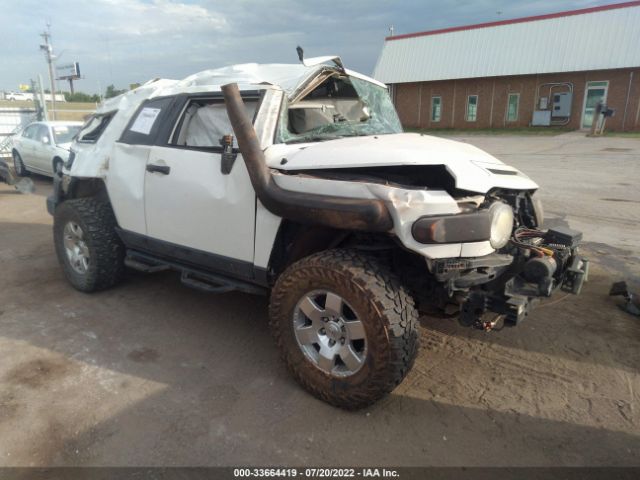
[76,112,115,143]
[276,75,402,144]
[172,98,257,149]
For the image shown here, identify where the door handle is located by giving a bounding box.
[146,164,171,175]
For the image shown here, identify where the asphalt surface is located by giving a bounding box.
[0,132,639,466]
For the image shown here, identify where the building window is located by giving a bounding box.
[431,96,442,122]
[466,95,478,122]
[507,93,519,122]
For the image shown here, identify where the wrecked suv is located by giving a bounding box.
[48,57,588,409]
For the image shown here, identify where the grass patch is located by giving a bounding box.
[0,100,97,110]
[406,127,574,136]
[602,131,640,139]
[0,100,96,122]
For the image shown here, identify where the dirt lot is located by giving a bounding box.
[0,132,639,466]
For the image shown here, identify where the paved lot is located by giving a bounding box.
[0,133,639,466]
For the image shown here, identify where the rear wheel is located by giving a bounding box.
[269,249,419,409]
[12,151,29,177]
[53,198,125,292]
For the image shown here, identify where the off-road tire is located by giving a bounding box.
[12,151,29,177]
[269,249,419,409]
[54,198,125,292]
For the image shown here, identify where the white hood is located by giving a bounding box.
[265,133,538,194]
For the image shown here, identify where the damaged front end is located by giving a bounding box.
[225,65,587,332]
[427,191,588,329]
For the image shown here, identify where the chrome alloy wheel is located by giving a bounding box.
[63,221,90,274]
[293,290,367,377]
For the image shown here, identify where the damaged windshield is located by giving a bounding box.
[277,75,402,144]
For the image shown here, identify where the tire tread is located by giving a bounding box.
[54,197,124,292]
[269,249,419,409]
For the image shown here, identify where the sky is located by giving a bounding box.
[0,0,627,94]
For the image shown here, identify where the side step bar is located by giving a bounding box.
[125,256,170,273]
[180,271,236,294]
[125,250,266,296]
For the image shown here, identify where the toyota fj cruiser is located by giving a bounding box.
[48,56,588,409]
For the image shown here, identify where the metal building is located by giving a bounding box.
[373,1,640,131]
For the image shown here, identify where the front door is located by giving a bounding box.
[144,95,259,270]
[581,81,609,129]
[17,124,39,168]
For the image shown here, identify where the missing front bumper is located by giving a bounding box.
[459,253,588,327]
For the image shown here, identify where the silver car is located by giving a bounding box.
[12,121,83,177]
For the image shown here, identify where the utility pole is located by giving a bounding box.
[38,75,48,121]
[39,23,57,120]
[30,79,42,121]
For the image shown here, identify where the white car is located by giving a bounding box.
[5,91,32,101]
[47,57,587,409]
[12,121,83,177]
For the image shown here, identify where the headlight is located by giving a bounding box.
[489,202,514,249]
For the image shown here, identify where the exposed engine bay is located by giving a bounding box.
[421,190,588,329]
[271,161,588,331]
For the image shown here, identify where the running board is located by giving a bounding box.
[180,271,236,294]
[125,250,266,296]
[125,256,170,273]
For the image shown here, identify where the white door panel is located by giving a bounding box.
[33,125,52,172]
[20,139,37,168]
[106,143,150,234]
[144,146,256,262]
[36,145,55,174]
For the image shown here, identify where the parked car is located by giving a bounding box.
[12,121,83,177]
[47,58,588,409]
[5,91,32,101]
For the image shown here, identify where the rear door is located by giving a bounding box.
[110,99,174,236]
[33,124,54,173]
[16,124,39,167]
[143,94,259,272]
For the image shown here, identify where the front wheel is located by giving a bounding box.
[13,151,29,177]
[53,198,125,292]
[269,249,419,409]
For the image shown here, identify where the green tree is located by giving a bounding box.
[105,84,127,99]
[64,91,100,102]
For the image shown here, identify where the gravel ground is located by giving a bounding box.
[0,133,638,467]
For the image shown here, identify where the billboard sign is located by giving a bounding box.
[57,62,80,80]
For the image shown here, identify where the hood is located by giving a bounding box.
[264,133,538,194]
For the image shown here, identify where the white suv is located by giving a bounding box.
[47,57,587,408]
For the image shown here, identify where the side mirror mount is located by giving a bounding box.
[42,136,50,144]
[219,134,237,175]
